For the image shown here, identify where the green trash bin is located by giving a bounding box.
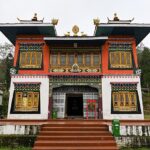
[52,109,57,119]
[112,119,120,137]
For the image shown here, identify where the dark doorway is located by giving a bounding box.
[66,94,83,117]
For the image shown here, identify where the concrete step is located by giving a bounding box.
[42,124,107,127]
[39,130,112,136]
[33,146,119,150]
[37,135,114,141]
[34,140,117,147]
[32,121,118,150]
[41,126,108,131]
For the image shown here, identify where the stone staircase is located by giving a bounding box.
[32,120,119,150]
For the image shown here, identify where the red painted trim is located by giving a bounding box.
[110,82,138,84]
[132,40,138,68]
[13,41,19,67]
[48,72,102,76]
[13,82,41,84]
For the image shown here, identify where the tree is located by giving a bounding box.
[0,43,14,89]
[138,47,150,88]
[0,43,14,117]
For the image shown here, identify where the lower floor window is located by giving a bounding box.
[112,91,138,112]
[14,91,40,112]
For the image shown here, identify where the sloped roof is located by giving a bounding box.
[0,23,56,45]
[94,23,150,45]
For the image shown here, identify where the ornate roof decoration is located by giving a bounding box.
[93,18,100,26]
[107,13,134,24]
[72,25,79,36]
[17,13,44,23]
[51,18,59,25]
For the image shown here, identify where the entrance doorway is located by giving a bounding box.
[66,94,83,117]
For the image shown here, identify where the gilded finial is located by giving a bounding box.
[113,13,119,21]
[93,18,100,26]
[51,18,59,25]
[81,32,87,36]
[32,13,38,21]
[72,25,79,36]
[64,32,70,36]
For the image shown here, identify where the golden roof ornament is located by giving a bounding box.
[72,25,79,36]
[17,13,44,23]
[113,13,119,21]
[51,18,59,25]
[81,32,87,36]
[32,13,38,21]
[93,18,100,26]
[64,32,70,36]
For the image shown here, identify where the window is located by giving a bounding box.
[52,55,58,65]
[69,55,74,65]
[19,43,43,69]
[112,91,137,112]
[109,42,133,69]
[111,83,140,113]
[77,54,83,65]
[60,54,66,65]
[50,50,101,72]
[11,83,40,113]
[85,55,91,65]
[93,55,100,66]
[15,92,39,112]
[109,51,132,68]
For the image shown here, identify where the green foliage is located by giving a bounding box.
[1,91,9,118]
[0,135,36,148]
[0,147,31,150]
[138,47,150,88]
[120,147,150,150]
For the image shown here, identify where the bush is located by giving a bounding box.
[0,135,36,147]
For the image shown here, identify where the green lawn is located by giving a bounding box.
[120,147,150,150]
[143,93,150,120]
[0,147,31,150]
[144,114,150,119]
[0,147,150,150]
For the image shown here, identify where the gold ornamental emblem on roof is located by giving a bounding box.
[93,18,100,26]
[72,25,79,36]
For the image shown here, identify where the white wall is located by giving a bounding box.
[7,75,49,120]
[102,75,144,120]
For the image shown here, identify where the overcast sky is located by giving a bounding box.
[0,0,150,47]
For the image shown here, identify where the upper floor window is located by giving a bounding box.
[109,42,133,69]
[60,54,66,65]
[69,55,75,65]
[19,43,43,69]
[51,52,101,67]
[77,54,83,65]
[93,54,100,66]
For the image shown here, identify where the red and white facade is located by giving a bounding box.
[0,17,150,120]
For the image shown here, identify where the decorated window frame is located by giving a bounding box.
[18,43,44,69]
[111,82,141,114]
[10,83,41,114]
[108,42,133,69]
[50,49,102,72]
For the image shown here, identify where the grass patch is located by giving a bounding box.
[144,114,150,119]
[0,147,31,150]
[120,147,150,150]
[143,93,150,119]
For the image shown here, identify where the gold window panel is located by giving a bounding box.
[112,91,137,112]
[51,52,101,66]
[15,92,39,112]
[109,51,132,68]
[19,52,42,68]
